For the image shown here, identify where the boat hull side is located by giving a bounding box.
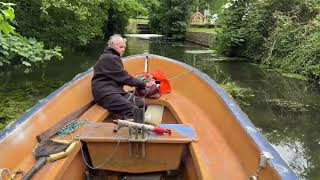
[0,68,94,170]
[122,54,297,180]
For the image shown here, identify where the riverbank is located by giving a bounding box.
[216,0,320,82]
[185,31,216,47]
[184,30,318,83]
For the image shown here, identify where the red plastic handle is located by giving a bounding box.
[153,126,172,135]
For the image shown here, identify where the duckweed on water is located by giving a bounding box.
[0,80,65,130]
[266,98,310,112]
[0,96,35,130]
[219,80,255,106]
[257,64,308,81]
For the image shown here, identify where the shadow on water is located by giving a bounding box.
[0,36,319,179]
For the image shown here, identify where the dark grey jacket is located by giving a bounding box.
[91,47,145,101]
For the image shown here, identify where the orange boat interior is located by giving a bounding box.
[0,55,282,180]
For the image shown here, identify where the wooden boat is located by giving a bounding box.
[0,54,297,180]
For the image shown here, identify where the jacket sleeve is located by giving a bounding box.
[98,55,146,88]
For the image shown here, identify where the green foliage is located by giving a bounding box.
[216,0,251,56]
[0,2,15,35]
[0,34,62,72]
[137,0,160,16]
[0,2,62,72]
[1,0,155,72]
[261,1,320,79]
[196,0,228,14]
[263,13,320,79]
[4,0,152,46]
[19,0,110,46]
[210,0,229,14]
[104,1,130,37]
[149,0,196,39]
[217,0,320,79]
[104,0,158,36]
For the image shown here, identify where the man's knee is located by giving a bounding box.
[133,97,145,108]
[97,94,144,119]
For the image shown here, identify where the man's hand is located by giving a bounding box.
[146,80,156,87]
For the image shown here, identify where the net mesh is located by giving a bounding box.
[34,140,70,159]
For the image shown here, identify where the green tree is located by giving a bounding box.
[0,2,15,35]
[216,0,251,56]
[210,0,228,14]
[5,0,151,47]
[0,2,62,73]
[263,12,320,79]
[137,0,160,16]
[149,0,196,39]
[21,0,110,46]
[216,0,320,79]
[194,0,228,15]
[104,0,149,37]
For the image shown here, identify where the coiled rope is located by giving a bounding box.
[58,120,88,138]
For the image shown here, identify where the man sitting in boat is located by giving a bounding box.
[91,34,154,119]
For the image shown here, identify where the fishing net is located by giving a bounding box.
[34,140,70,159]
[135,72,153,82]
[58,120,88,138]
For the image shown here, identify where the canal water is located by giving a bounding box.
[0,36,319,179]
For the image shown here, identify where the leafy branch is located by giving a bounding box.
[0,2,62,73]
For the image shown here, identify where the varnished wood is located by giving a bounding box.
[80,123,193,173]
[79,122,193,143]
[36,101,94,142]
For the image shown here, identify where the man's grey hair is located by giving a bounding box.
[107,34,127,47]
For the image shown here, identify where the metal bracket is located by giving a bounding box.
[249,152,274,179]
[128,126,148,158]
[259,151,273,168]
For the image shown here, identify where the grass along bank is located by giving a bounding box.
[187,27,218,34]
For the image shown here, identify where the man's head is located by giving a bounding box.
[107,34,127,57]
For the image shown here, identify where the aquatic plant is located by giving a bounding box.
[266,98,309,112]
[0,80,64,130]
[219,79,255,106]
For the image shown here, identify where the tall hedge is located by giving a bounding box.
[1,0,150,47]
[217,0,320,79]
[149,0,196,39]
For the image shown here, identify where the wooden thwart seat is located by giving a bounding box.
[79,122,196,173]
[20,93,200,179]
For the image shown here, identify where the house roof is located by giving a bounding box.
[192,11,205,18]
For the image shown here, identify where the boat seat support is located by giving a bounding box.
[127,126,148,158]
